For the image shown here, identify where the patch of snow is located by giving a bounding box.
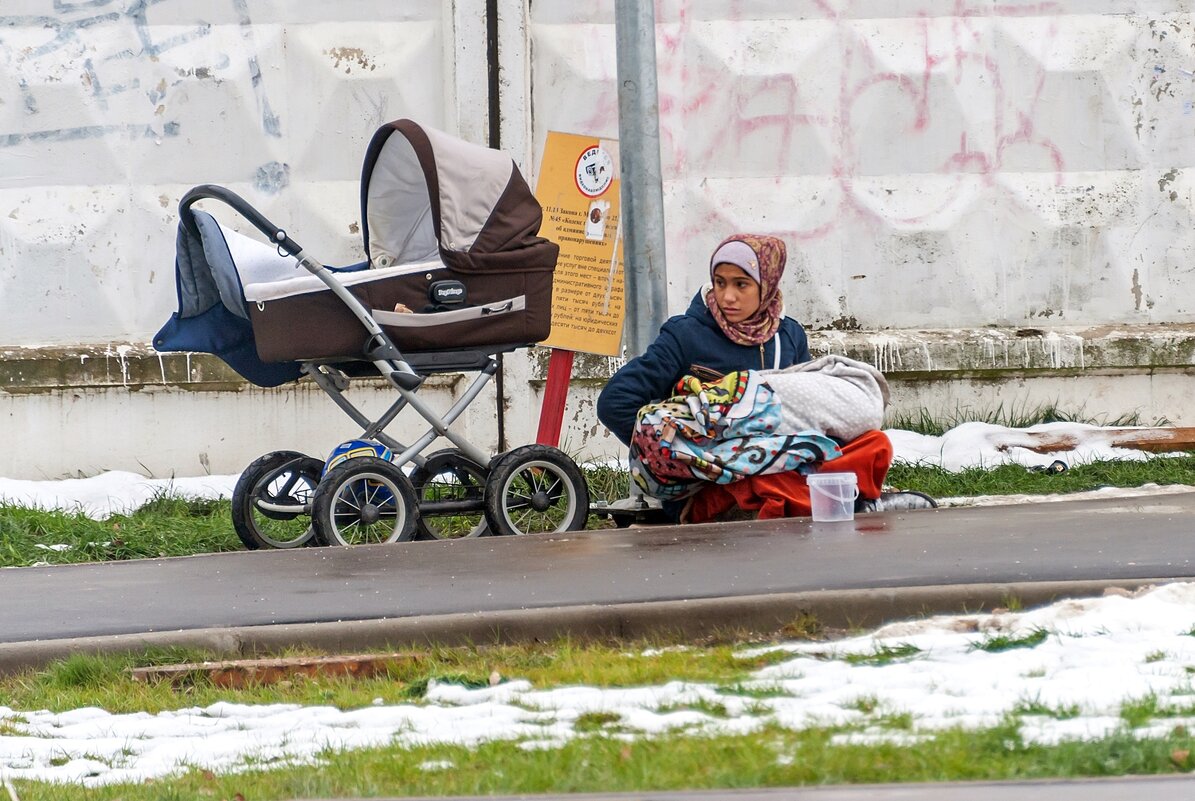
[0,422,1182,520]
[886,421,1185,473]
[0,472,238,520]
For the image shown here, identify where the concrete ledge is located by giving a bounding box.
[0,345,461,393]
[551,324,1195,382]
[0,578,1176,676]
[8,323,1195,393]
[809,323,1195,375]
[3,329,1193,477]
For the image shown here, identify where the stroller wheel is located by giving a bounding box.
[311,456,418,546]
[231,451,323,550]
[483,445,590,537]
[409,449,489,540]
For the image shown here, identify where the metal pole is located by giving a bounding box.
[614,0,668,358]
[608,0,668,516]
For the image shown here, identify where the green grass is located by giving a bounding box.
[574,710,624,731]
[880,403,1195,498]
[579,458,631,504]
[969,627,1051,653]
[7,713,1195,800]
[0,493,242,567]
[0,640,792,715]
[1122,695,1164,728]
[1015,698,1082,719]
[1,395,1192,570]
[884,402,1170,437]
[0,638,1191,800]
[3,635,1195,799]
[840,643,923,666]
[886,456,1195,500]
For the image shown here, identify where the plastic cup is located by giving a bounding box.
[807,472,859,523]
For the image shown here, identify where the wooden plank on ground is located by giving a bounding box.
[129,652,425,689]
[991,427,1195,455]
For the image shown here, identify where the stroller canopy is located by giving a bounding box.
[361,119,557,275]
[157,119,559,387]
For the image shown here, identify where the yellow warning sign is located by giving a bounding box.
[536,131,625,356]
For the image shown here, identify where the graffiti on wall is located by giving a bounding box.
[0,2,454,346]
[0,1,282,152]
[537,1,1194,328]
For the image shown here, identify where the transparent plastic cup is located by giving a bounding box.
[807,472,859,523]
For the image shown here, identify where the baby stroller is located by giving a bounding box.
[154,119,591,548]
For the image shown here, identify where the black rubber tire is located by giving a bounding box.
[231,451,323,550]
[311,456,418,546]
[409,449,490,540]
[483,444,590,536]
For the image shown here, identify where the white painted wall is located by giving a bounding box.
[0,1,1193,479]
[0,1,463,344]
[527,1,1195,329]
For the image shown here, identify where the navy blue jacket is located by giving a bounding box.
[597,292,811,445]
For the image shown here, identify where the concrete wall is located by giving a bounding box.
[529,2,1194,330]
[0,2,503,478]
[0,2,1193,479]
[531,1,1195,461]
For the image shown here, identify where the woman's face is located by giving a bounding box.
[711,262,761,323]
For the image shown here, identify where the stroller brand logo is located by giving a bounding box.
[574,146,614,198]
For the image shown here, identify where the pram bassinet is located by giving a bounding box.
[156,118,559,375]
[249,120,559,362]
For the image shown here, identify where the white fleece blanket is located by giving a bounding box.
[757,354,889,442]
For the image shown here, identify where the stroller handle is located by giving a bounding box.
[180,184,304,258]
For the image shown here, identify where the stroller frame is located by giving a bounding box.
[178,184,589,545]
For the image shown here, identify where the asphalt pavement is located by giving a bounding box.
[347,776,1195,801]
[2,491,1192,672]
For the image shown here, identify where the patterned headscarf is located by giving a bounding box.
[704,233,786,346]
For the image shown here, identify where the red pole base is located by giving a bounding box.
[536,348,575,447]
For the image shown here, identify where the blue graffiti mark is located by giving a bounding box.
[18,78,37,114]
[254,162,291,195]
[0,122,181,147]
[121,0,212,61]
[248,56,282,138]
[0,12,123,60]
[83,57,141,110]
[146,79,168,106]
[0,0,284,144]
[232,0,282,138]
[53,1,118,11]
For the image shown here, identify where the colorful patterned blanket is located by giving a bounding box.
[629,371,842,500]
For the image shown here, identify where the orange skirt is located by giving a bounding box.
[682,430,893,523]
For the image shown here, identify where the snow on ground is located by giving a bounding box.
[0,472,237,520]
[886,420,1184,473]
[0,422,1185,519]
[0,422,1192,786]
[940,482,1195,508]
[2,582,1195,786]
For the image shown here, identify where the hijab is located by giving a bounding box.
[704,233,786,346]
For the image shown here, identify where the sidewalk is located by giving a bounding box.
[2,491,1193,672]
